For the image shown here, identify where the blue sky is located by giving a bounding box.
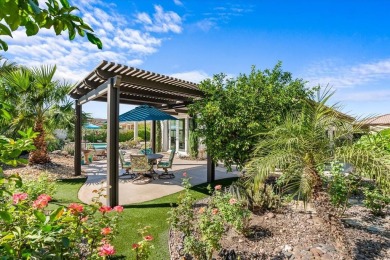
[4,0,390,119]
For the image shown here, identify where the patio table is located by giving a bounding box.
[147,153,164,176]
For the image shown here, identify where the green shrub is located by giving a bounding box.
[364,188,390,216]
[119,130,134,142]
[63,143,75,155]
[20,173,56,200]
[138,129,150,141]
[47,138,65,152]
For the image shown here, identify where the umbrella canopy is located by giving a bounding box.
[84,123,101,129]
[119,105,177,152]
[119,105,177,122]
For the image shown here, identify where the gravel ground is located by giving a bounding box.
[2,154,84,180]
[170,199,390,260]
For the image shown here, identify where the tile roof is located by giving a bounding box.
[359,114,390,126]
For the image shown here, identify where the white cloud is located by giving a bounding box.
[173,0,183,6]
[170,70,210,83]
[195,19,217,32]
[137,5,182,33]
[4,2,183,83]
[337,90,390,102]
[304,58,390,89]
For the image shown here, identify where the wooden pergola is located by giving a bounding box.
[69,60,215,206]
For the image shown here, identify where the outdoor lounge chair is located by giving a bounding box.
[157,149,175,179]
[130,154,153,184]
[119,150,133,177]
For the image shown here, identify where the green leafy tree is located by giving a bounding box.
[190,63,312,170]
[245,89,390,204]
[2,65,73,164]
[0,0,102,51]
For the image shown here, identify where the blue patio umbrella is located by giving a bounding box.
[119,105,177,152]
[83,123,101,148]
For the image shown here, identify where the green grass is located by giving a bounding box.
[52,177,238,259]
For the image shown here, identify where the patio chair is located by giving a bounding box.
[119,150,133,177]
[139,148,153,155]
[130,154,153,184]
[157,149,175,179]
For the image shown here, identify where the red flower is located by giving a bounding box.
[132,243,140,249]
[215,185,222,191]
[98,243,115,256]
[12,193,28,204]
[229,198,237,205]
[212,208,219,215]
[182,172,187,177]
[32,198,49,209]
[144,235,153,241]
[68,203,84,214]
[113,205,124,213]
[101,227,112,235]
[99,205,112,214]
[37,194,51,202]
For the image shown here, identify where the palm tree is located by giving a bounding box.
[3,65,73,164]
[0,56,17,125]
[245,89,390,201]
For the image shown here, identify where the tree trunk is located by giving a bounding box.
[29,119,51,165]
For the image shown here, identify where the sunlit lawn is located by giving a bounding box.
[51,177,238,259]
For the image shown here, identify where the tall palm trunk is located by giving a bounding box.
[29,119,50,165]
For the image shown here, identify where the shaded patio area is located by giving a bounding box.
[78,155,240,205]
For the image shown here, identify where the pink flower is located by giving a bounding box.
[12,193,28,204]
[68,203,84,214]
[37,194,51,202]
[99,206,112,214]
[182,172,187,177]
[229,198,237,205]
[101,227,112,236]
[113,205,124,213]
[32,198,49,209]
[198,207,205,214]
[80,216,89,222]
[132,243,140,249]
[215,185,222,191]
[212,208,219,215]
[144,235,153,241]
[98,243,115,256]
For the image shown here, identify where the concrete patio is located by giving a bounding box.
[79,153,240,205]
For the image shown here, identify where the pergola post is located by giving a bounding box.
[151,120,156,153]
[74,101,82,176]
[207,154,215,183]
[107,77,120,207]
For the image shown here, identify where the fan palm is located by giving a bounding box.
[245,89,390,203]
[2,65,74,164]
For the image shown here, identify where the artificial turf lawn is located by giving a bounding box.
[52,177,238,259]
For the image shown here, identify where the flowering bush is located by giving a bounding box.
[20,173,57,201]
[210,185,251,234]
[0,174,123,259]
[167,172,195,236]
[169,176,251,259]
[131,225,155,260]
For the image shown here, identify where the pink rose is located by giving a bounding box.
[212,208,219,215]
[113,205,124,213]
[98,243,115,256]
[132,243,140,249]
[215,185,222,191]
[198,207,205,214]
[68,203,84,214]
[99,205,112,214]
[32,198,49,209]
[12,193,28,204]
[101,227,112,236]
[37,194,51,202]
[182,172,187,177]
[229,198,237,205]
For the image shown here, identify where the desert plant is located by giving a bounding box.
[63,143,75,156]
[363,188,390,216]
